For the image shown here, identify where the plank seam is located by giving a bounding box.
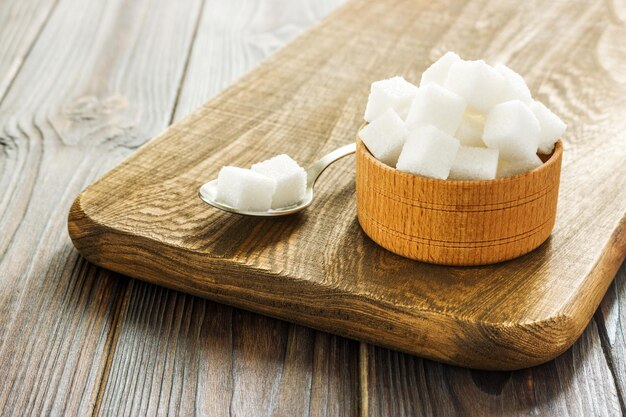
[594,310,626,415]
[0,0,61,108]
[228,308,235,417]
[358,342,368,417]
[91,279,134,417]
[167,0,208,126]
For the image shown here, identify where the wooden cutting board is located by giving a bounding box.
[67,0,626,370]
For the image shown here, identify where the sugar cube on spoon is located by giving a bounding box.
[252,154,307,209]
[216,167,277,211]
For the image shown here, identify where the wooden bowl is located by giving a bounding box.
[355,137,563,266]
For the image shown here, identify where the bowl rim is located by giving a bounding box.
[356,131,563,186]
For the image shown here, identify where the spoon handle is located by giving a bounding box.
[306,142,357,187]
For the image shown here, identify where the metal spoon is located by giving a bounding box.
[198,142,356,216]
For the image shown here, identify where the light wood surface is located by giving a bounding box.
[356,138,562,265]
[69,0,626,370]
[0,0,208,413]
[2,0,626,414]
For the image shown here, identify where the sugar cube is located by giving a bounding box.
[216,166,277,211]
[420,51,461,87]
[364,76,418,122]
[449,146,499,180]
[251,154,307,208]
[359,108,408,166]
[483,100,540,160]
[396,126,460,179]
[405,83,467,135]
[455,111,485,147]
[444,60,506,113]
[495,63,532,104]
[530,100,567,154]
[497,154,543,178]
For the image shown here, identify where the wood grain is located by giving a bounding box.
[2,0,626,414]
[1,0,355,415]
[597,262,626,407]
[68,0,626,370]
[356,138,562,266]
[0,0,205,414]
[96,282,358,417]
[0,0,58,101]
[172,0,344,123]
[362,319,622,417]
[88,1,357,416]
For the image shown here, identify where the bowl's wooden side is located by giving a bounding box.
[356,139,563,266]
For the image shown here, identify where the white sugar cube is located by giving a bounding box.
[359,108,408,166]
[405,83,467,135]
[251,154,307,208]
[483,100,540,160]
[396,126,460,179]
[497,154,543,178]
[444,60,506,113]
[216,166,277,211]
[530,100,566,154]
[364,76,418,122]
[455,111,485,147]
[449,146,499,180]
[420,51,461,87]
[495,63,532,104]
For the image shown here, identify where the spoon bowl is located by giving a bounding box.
[198,142,356,216]
[198,181,314,216]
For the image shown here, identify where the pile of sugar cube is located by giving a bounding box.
[359,52,566,180]
[216,154,307,211]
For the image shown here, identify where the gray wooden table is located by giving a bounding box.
[0,0,625,415]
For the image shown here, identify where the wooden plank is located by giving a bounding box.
[362,317,623,416]
[93,2,358,416]
[0,0,58,255]
[598,261,626,407]
[172,0,345,122]
[0,0,204,414]
[96,282,358,416]
[68,0,626,370]
[0,0,58,101]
